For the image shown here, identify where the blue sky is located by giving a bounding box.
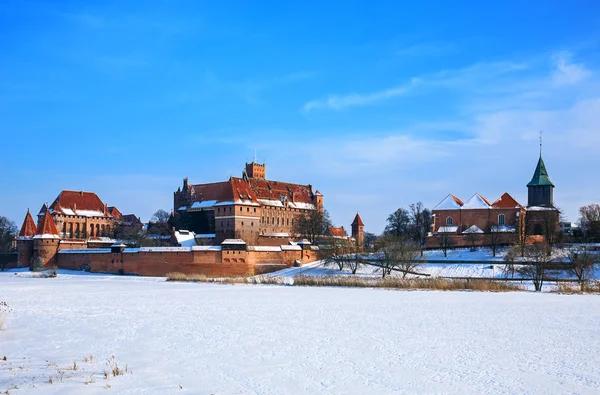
[2,0,600,233]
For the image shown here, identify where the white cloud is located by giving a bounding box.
[302,78,420,111]
[552,51,591,86]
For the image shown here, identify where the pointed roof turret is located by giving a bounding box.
[18,210,37,238]
[34,211,59,239]
[527,155,554,187]
[351,213,364,227]
[37,203,48,217]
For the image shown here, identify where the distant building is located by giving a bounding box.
[37,190,126,239]
[174,161,324,244]
[427,147,559,247]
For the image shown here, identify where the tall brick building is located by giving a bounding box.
[428,149,559,247]
[174,161,323,244]
[37,190,125,239]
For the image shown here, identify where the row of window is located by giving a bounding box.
[61,222,110,238]
[445,214,505,226]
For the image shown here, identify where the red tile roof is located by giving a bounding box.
[37,211,59,236]
[49,190,106,214]
[351,213,364,227]
[19,210,37,237]
[328,226,347,237]
[37,203,48,216]
[245,178,313,203]
[492,192,523,209]
[108,206,122,220]
[450,194,464,206]
[189,177,315,206]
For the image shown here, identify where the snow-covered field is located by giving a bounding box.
[1,271,599,394]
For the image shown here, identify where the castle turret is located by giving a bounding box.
[314,190,324,212]
[17,210,37,269]
[351,213,365,250]
[32,211,60,270]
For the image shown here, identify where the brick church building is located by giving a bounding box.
[174,161,325,244]
[427,149,559,247]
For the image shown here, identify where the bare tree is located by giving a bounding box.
[502,245,520,279]
[518,242,554,292]
[485,222,503,257]
[396,240,422,278]
[566,247,598,291]
[408,202,432,256]
[321,237,359,273]
[513,211,527,257]
[375,235,422,278]
[293,209,331,244]
[578,204,600,241]
[463,228,482,251]
[385,208,411,237]
[0,216,17,254]
[435,231,454,258]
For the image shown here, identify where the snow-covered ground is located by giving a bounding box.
[1,271,600,394]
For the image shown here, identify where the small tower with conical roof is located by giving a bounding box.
[16,210,37,268]
[527,135,554,207]
[351,213,365,250]
[32,211,60,270]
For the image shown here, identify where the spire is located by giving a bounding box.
[539,131,543,157]
[35,211,59,238]
[18,209,37,238]
[351,213,364,227]
[527,155,554,187]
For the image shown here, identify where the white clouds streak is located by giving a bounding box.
[302,78,420,111]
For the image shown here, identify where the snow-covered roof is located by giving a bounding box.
[288,202,316,210]
[139,247,191,252]
[437,226,458,233]
[175,230,196,247]
[192,245,222,251]
[258,199,284,207]
[491,226,516,233]
[195,233,216,239]
[261,232,290,237]
[461,193,491,209]
[247,246,282,252]
[462,225,484,234]
[527,206,557,211]
[58,248,109,254]
[33,234,60,239]
[189,200,218,210]
[222,239,246,245]
[433,194,463,210]
[281,245,302,251]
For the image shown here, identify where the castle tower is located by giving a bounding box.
[245,162,266,179]
[16,210,37,269]
[32,211,60,270]
[314,190,324,212]
[527,140,554,207]
[351,213,365,250]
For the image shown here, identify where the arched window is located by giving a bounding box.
[90,224,94,236]
[446,216,453,225]
[498,214,505,226]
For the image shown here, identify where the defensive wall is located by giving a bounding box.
[17,239,318,277]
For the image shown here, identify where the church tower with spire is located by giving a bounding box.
[526,142,555,208]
